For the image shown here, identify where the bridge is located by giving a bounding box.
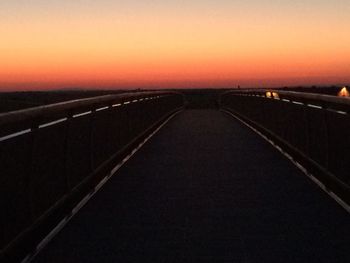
[1,90,349,262]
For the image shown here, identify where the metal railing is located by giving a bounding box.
[0,91,184,260]
[221,89,350,205]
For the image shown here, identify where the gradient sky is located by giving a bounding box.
[1,0,350,90]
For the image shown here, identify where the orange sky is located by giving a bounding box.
[1,1,350,90]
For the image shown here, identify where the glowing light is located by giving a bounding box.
[272,92,279,99]
[338,87,350,97]
[266,91,272,98]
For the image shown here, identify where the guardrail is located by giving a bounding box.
[220,89,350,205]
[0,91,184,261]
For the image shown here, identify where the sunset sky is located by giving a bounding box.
[1,0,350,90]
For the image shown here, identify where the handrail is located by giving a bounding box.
[221,89,350,206]
[0,91,178,126]
[0,90,184,261]
[222,89,350,111]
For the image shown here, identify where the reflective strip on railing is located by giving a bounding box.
[0,93,176,143]
[96,106,109,112]
[328,109,347,115]
[232,92,350,117]
[39,118,68,129]
[307,104,322,109]
[73,111,92,118]
[0,129,31,142]
[335,110,347,115]
[291,101,303,105]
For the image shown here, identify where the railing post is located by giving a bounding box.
[28,119,39,223]
[89,108,96,172]
[303,105,310,156]
[323,107,331,189]
[63,112,72,192]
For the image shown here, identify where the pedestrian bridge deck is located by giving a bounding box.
[34,110,349,262]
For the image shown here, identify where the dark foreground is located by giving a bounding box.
[34,110,349,262]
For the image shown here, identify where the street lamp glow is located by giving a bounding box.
[338,87,350,97]
[272,92,279,99]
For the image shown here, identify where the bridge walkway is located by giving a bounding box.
[34,109,349,262]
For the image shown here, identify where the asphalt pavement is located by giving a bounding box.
[33,109,350,263]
